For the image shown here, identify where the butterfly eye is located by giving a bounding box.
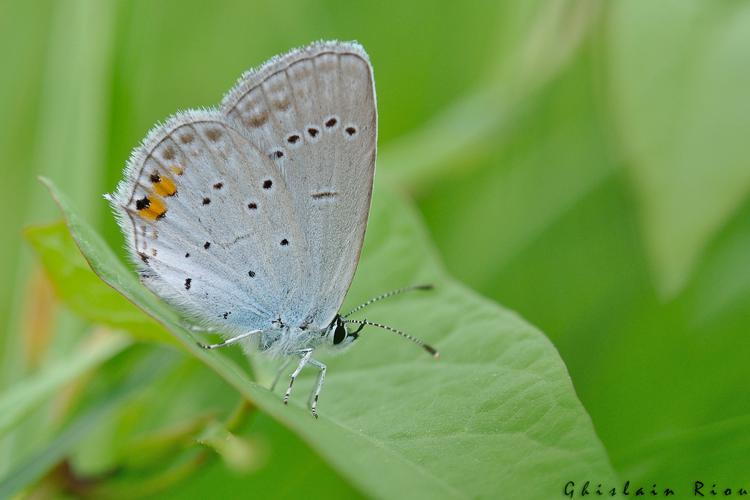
[333,324,347,345]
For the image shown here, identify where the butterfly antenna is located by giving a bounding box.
[342,284,434,318]
[343,319,439,358]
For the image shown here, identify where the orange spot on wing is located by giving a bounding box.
[138,195,167,220]
[170,165,184,176]
[152,172,177,196]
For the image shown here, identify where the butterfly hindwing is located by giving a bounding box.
[110,111,310,332]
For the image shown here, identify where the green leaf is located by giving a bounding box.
[608,0,750,296]
[447,168,750,485]
[42,176,615,499]
[0,332,129,438]
[25,221,175,345]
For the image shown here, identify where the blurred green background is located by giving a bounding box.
[3,0,750,498]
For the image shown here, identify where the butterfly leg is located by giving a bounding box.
[270,357,293,391]
[197,329,261,350]
[283,348,313,406]
[307,358,327,419]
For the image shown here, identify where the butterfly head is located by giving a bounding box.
[322,285,439,357]
[326,315,362,349]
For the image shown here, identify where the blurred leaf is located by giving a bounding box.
[688,199,750,325]
[619,414,750,487]
[42,177,615,499]
[381,0,601,190]
[72,356,360,498]
[139,413,364,500]
[27,0,115,220]
[0,348,172,498]
[197,421,264,473]
[0,332,129,438]
[1,0,119,476]
[25,221,176,345]
[74,357,236,475]
[420,43,620,291]
[120,412,215,468]
[608,0,750,296]
[0,0,55,390]
[104,413,362,500]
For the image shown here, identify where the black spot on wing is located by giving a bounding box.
[136,197,150,210]
[311,191,337,200]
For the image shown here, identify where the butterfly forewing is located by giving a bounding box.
[110,41,376,333]
[222,41,376,329]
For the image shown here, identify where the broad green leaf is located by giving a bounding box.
[608,0,750,296]
[43,176,615,499]
[25,221,175,345]
[452,170,750,485]
[0,332,129,437]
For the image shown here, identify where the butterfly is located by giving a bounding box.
[107,40,437,417]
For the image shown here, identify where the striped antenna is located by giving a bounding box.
[343,319,439,358]
[342,284,433,318]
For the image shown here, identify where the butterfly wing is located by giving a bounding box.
[110,41,376,333]
[109,110,311,333]
[221,41,377,329]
